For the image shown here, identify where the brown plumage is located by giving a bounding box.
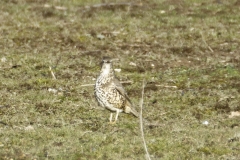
[94,57,138,123]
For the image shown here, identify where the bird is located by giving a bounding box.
[94,57,139,123]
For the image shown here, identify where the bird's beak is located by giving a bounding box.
[110,58,120,62]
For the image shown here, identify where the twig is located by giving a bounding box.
[49,66,56,80]
[139,80,151,160]
[118,44,151,48]
[120,80,133,84]
[0,65,21,70]
[200,31,214,53]
[80,81,133,87]
[81,131,93,136]
[44,4,67,10]
[85,2,143,9]
[82,50,102,54]
[155,85,177,89]
[0,121,7,126]
[80,84,95,87]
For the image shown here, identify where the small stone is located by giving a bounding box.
[114,68,121,72]
[97,34,105,40]
[48,88,58,94]
[1,57,7,62]
[129,62,137,66]
[25,125,34,131]
[202,120,209,125]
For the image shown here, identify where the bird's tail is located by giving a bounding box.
[125,100,139,117]
[131,107,139,117]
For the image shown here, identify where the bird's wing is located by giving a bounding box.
[113,78,132,104]
[113,78,139,117]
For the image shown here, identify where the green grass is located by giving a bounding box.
[0,0,240,159]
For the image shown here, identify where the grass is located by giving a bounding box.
[0,0,240,159]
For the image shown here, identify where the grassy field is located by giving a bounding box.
[0,0,240,159]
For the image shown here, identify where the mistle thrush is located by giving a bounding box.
[94,57,139,123]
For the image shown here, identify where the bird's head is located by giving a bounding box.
[100,57,119,75]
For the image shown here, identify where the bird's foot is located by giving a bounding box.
[108,120,117,125]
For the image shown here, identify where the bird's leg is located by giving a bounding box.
[108,110,119,124]
[109,113,113,123]
[108,112,117,124]
[113,110,120,123]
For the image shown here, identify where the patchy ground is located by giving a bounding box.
[0,0,240,159]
